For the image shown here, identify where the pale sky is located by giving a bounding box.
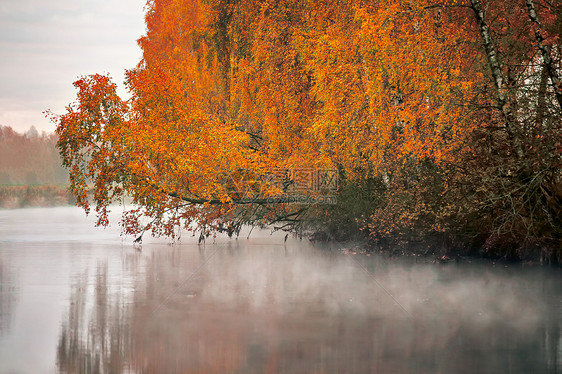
[0,0,146,133]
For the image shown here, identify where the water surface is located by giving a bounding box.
[0,207,560,373]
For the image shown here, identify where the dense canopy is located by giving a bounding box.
[53,0,562,261]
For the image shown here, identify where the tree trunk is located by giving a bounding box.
[536,63,549,127]
[469,0,525,159]
[526,0,562,111]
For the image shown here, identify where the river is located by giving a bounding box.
[0,207,560,373]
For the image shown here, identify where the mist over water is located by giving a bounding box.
[0,207,560,373]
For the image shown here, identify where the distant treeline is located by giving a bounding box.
[0,125,68,186]
[0,185,75,209]
[0,125,72,208]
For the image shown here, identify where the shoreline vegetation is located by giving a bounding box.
[0,182,555,265]
[0,185,75,209]
[0,191,552,266]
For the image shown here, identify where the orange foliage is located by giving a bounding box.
[52,0,562,253]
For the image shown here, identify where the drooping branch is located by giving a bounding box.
[165,189,273,205]
[424,3,472,10]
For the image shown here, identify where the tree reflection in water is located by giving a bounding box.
[56,244,562,373]
[0,259,17,336]
[57,261,133,373]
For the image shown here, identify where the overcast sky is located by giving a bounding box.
[0,0,146,133]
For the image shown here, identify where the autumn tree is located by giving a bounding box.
[53,0,332,241]
[53,0,561,259]
[434,0,562,259]
[296,0,561,258]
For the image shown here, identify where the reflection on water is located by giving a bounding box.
[0,259,16,336]
[57,262,131,373]
[0,207,561,373]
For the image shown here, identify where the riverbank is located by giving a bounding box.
[1,192,557,265]
[313,230,561,266]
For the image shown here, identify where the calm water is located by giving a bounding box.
[0,207,560,373]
